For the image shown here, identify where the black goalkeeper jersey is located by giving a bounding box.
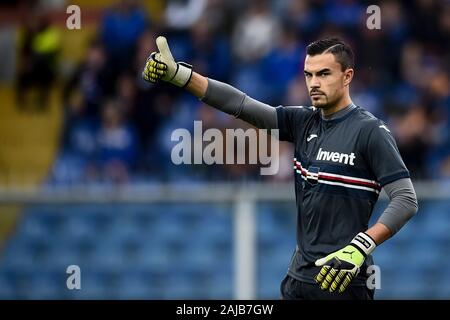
[276,104,410,285]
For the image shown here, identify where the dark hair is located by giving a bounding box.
[306,38,354,71]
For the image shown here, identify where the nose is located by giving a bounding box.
[310,75,321,88]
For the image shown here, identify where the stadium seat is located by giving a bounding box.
[0,199,448,300]
[0,272,15,299]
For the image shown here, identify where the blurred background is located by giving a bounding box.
[0,0,449,299]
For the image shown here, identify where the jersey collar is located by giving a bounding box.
[321,103,358,125]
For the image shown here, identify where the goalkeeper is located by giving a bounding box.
[143,36,418,300]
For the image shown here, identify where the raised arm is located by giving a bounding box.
[142,36,277,130]
[185,71,208,98]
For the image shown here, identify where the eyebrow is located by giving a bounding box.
[304,68,332,75]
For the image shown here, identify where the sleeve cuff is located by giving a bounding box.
[379,171,410,187]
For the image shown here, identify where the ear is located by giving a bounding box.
[343,68,354,87]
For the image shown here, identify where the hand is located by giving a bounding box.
[142,36,193,87]
[314,232,376,293]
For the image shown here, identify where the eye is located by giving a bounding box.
[320,73,329,77]
[304,73,311,78]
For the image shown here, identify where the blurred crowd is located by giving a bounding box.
[15,0,450,184]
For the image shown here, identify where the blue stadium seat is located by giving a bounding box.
[372,247,397,270]
[67,270,112,299]
[59,214,100,242]
[178,241,226,273]
[258,273,283,299]
[18,213,54,239]
[390,219,421,245]
[136,244,173,272]
[0,272,15,299]
[115,271,156,299]
[1,242,36,270]
[1,200,447,300]
[418,209,450,243]
[108,215,143,240]
[86,240,129,272]
[46,243,83,270]
[203,274,233,299]
[163,274,206,299]
[24,270,63,300]
[378,270,433,299]
[433,271,450,299]
[194,214,231,240]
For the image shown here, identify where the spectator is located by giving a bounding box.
[46,0,450,184]
[393,105,430,179]
[164,0,207,31]
[96,99,139,183]
[188,19,231,82]
[279,0,321,38]
[16,11,60,111]
[260,22,303,104]
[64,40,113,120]
[101,0,149,81]
[231,0,280,63]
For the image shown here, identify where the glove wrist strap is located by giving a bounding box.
[170,62,193,87]
[350,232,377,257]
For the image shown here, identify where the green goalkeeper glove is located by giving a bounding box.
[314,232,377,293]
[142,36,193,87]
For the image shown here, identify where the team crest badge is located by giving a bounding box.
[306,166,320,185]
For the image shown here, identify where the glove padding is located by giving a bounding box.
[142,36,193,87]
[142,52,167,83]
[314,232,376,293]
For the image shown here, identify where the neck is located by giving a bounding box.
[320,95,352,117]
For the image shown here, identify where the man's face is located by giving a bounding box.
[304,53,352,109]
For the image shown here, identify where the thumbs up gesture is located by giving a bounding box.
[142,36,193,87]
